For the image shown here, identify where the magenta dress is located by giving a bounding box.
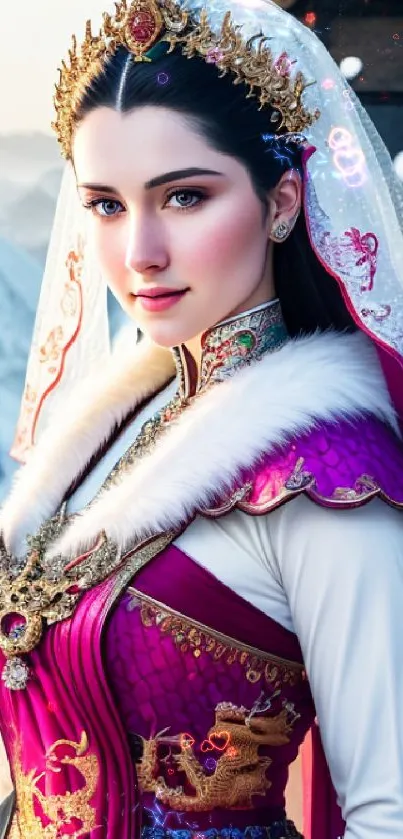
[1,306,403,839]
[1,409,403,839]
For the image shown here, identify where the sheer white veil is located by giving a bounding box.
[11,0,403,460]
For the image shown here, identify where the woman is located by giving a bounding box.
[0,0,403,837]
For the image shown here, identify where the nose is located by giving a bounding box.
[124,211,169,275]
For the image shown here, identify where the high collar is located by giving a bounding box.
[172,300,289,398]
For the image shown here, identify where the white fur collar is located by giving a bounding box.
[1,331,396,558]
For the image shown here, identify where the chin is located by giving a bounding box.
[139,320,194,349]
[127,295,200,348]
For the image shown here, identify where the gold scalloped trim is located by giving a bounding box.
[201,465,403,518]
[127,588,305,688]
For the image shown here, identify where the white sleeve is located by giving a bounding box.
[269,495,403,838]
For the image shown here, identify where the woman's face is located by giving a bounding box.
[73,106,277,348]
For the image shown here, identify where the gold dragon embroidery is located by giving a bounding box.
[137,703,294,811]
[9,731,99,839]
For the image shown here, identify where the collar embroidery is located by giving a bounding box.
[172,300,289,398]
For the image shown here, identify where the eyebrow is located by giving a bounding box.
[77,167,224,193]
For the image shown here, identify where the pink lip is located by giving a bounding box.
[136,286,185,298]
[136,289,188,312]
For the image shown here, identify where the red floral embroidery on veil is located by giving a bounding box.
[10,239,84,463]
[344,228,379,292]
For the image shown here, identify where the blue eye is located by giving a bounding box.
[82,189,206,217]
[165,189,205,210]
[84,199,124,217]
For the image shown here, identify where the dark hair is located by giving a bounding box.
[75,44,356,337]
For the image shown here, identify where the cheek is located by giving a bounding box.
[184,200,264,276]
[92,223,127,292]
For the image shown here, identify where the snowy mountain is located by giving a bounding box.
[0,237,42,499]
[0,132,62,266]
[0,132,61,498]
[0,132,61,186]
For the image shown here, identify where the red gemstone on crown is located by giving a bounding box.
[129,10,158,43]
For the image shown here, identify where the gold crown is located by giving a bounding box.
[53,0,320,159]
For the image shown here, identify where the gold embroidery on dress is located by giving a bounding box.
[136,703,294,810]
[130,591,304,688]
[0,526,177,690]
[9,731,99,838]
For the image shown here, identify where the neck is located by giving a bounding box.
[172,299,289,399]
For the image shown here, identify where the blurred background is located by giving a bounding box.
[0,0,402,814]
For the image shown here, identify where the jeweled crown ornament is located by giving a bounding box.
[52,0,320,159]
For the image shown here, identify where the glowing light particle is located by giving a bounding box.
[394,151,403,181]
[200,730,230,752]
[304,11,316,26]
[328,126,367,188]
[328,127,353,150]
[339,56,363,81]
[204,757,217,771]
[180,733,195,750]
[321,78,336,90]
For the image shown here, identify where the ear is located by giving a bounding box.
[267,169,302,242]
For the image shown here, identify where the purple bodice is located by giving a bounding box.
[104,546,315,833]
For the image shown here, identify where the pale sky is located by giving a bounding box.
[1,0,108,134]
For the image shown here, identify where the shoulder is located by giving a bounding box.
[199,330,403,519]
[204,413,403,517]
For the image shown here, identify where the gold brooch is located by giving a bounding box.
[0,510,121,690]
[53,0,320,159]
